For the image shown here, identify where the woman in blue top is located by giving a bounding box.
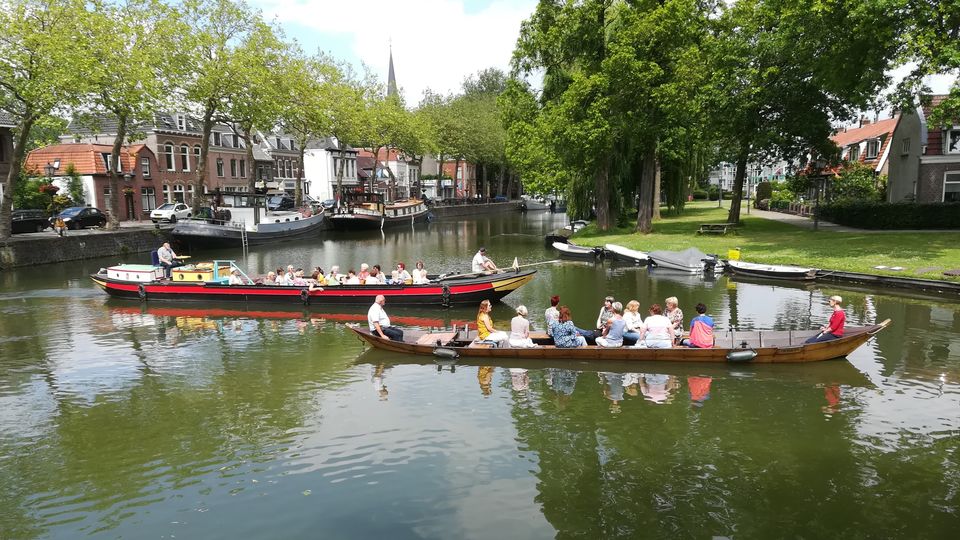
[596,302,626,347]
[550,306,587,348]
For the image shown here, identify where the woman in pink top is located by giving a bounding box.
[806,295,846,343]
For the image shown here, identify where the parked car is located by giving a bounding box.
[11,209,51,234]
[51,207,107,230]
[267,195,295,211]
[150,202,192,223]
[321,199,336,210]
[493,195,508,203]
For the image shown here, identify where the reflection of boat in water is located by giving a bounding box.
[605,243,650,264]
[725,260,818,281]
[91,261,536,306]
[350,319,891,364]
[520,196,549,211]
[647,267,719,287]
[107,304,474,328]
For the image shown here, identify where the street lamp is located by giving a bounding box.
[44,162,56,180]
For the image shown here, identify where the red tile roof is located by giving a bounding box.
[831,117,899,148]
[24,143,149,176]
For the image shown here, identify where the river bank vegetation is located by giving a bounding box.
[572,202,960,280]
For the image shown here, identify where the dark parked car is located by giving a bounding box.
[11,209,51,234]
[51,207,107,230]
[267,195,295,211]
[492,195,508,203]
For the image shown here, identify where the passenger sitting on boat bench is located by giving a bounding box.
[228,270,244,285]
[326,266,342,285]
[368,294,403,341]
[622,300,644,346]
[472,247,498,273]
[550,306,587,348]
[634,304,673,349]
[156,242,180,278]
[292,269,308,286]
[508,305,538,348]
[412,261,428,284]
[545,295,560,337]
[311,267,326,285]
[477,299,509,347]
[681,303,714,348]
[345,269,361,285]
[805,295,845,343]
[264,271,278,285]
[274,268,284,284]
[395,262,412,284]
[596,302,626,348]
[358,263,370,282]
[366,266,382,284]
[665,297,684,343]
[284,265,295,284]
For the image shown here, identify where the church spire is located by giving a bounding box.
[387,42,398,99]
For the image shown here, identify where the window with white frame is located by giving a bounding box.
[180,144,190,171]
[945,172,960,202]
[162,184,170,203]
[176,114,186,131]
[866,139,880,159]
[193,146,201,169]
[173,184,185,203]
[848,145,860,162]
[216,158,224,177]
[230,158,237,177]
[141,187,156,211]
[101,153,112,172]
[141,157,151,177]
[212,132,221,146]
[239,159,246,178]
[187,185,194,203]
[164,143,174,170]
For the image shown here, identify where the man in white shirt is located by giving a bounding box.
[368,294,403,341]
[471,247,498,273]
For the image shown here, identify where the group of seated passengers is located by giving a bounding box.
[258,261,430,287]
[473,295,715,349]
[542,294,715,349]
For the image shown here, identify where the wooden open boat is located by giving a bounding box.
[349,319,891,364]
[725,259,818,281]
[604,243,650,264]
[92,261,535,306]
[553,241,601,260]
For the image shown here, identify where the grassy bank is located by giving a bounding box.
[572,202,960,281]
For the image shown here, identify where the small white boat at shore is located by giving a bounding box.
[725,260,818,281]
[552,241,600,260]
[604,243,649,264]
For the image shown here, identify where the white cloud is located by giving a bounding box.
[252,0,538,105]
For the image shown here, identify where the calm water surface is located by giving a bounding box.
[1,212,959,539]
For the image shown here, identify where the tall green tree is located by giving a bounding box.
[181,0,259,213]
[893,0,960,126]
[0,0,94,239]
[84,0,185,228]
[707,0,898,224]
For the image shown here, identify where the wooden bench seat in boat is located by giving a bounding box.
[416,332,458,346]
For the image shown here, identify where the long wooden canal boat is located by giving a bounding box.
[349,319,891,364]
[329,192,430,230]
[91,261,535,306]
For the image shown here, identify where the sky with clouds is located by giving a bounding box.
[250,0,538,106]
[249,0,954,114]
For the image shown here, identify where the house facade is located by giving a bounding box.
[708,160,792,193]
[258,133,303,194]
[302,137,359,202]
[915,95,960,203]
[24,143,159,220]
[357,147,421,200]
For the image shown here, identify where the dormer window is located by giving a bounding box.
[275,137,282,149]
[176,114,186,131]
[289,139,296,151]
[101,152,112,172]
[213,132,221,146]
[866,139,880,159]
[848,145,860,162]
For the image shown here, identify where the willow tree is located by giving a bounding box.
[0,0,94,239]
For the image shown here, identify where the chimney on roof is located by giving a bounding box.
[859,116,871,127]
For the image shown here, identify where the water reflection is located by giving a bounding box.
[1,212,960,538]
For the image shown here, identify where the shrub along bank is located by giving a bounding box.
[816,201,960,230]
[571,202,960,281]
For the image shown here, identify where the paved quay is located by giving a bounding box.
[1,222,173,270]
[750,208,955,233]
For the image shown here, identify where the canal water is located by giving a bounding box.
[1,212,958,539]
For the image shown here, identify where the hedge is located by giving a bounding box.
[692,189,708,200]
[817,201,960,229]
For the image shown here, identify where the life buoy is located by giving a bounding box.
[300,288,310,304]
[137,284,147,301]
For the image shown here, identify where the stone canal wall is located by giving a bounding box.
[0,228,170,270]
[431,201,522,218]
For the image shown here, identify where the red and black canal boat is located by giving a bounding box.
[91,261,535,306]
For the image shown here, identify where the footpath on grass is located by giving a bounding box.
[568,202,960,289]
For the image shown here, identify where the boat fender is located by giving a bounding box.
[726,349,757,362]
[441,284,451,308]
[137,284,147,301]
[433,347,459,360]
[300,288,310,304]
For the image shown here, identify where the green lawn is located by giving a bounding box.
[572,202,960,281]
